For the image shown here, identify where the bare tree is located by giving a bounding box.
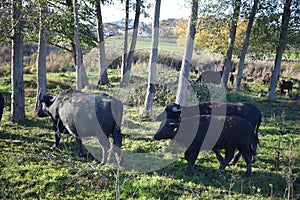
[73,0,87,90]
[10,0,25,122]
[236,0,259,91]
[221,0,241,90]
[96,0,109,85]
[143,0,161,115]
[67,0,89,88]
[120,0,141,87]
[267,0,292,101]
[35,0,48,111]
[121,0,129,87]
[176,0,198,105]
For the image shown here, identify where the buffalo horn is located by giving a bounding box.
[171,106,181,112]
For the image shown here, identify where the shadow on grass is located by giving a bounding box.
[153,159,294,198]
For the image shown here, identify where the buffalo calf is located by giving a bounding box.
[279,80,293,95]
[154,115,257,177]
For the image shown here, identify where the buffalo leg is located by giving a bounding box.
[112,126,122,148]
[184,148,200,176]
[217,148,234,174]
[213,149,224,164]
[241,151,252,177]
[76,137,84,157]
[51,132,61,150]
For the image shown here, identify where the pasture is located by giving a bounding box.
[0,47,300,199]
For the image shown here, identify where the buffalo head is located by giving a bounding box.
[37,90,54,117]
[154,119,180,140]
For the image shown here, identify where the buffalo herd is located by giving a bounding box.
[1,88,263,177]
[154,102,261,177]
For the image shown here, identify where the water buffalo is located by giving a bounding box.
[37,89,123,165]
[157,102,261,136]
[279,80,293,95]
[156,102,261,164]
[0,92,4,122]
[154,115,257,177]
[196,71,223,84]
[262,73,271,84]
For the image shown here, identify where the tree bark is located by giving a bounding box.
[96,0,109,85]
[67,0,89,89]
[176,0,198,105]
[267,0,292,101]
[236,0,259,91]
[143,0,161,115]
[73,0,84,90]
[35,1,48,111]
[120,0,129,87]
[10,0,25,122]
[121,0,141,87]
[221,0,241,90]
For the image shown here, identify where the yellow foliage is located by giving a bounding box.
[173,18,248,55]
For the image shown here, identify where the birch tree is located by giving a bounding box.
[10,0,25,122]
[143,0,161,115]
[121,0,141,87]
[96,0,109,85]
[236,0,259,91]
[35,0,48,111]
[120,0,129,87]
[176,0,198,105]
[267,0,292,101]
[73,0,86,90]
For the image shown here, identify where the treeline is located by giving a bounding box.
[0,0,299,123]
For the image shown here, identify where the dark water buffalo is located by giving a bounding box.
[154,115,257,177]
[196,71,223,84]
[156,102,261,164]
[0,92,4,122]
[157,102,262,136]
[37,89,123,165]
[279,80,293,95]
[262,73,271,84]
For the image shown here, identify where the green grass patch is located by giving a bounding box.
[0,57,299,199]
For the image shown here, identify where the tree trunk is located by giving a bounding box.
[35,1,48,111]
[176,0,198,105]
[143,0,161,115]
[96,0,109,85]
[73,0,84,90]
[221,0,241,90]
[67,0,89,89]
[120,0,129,87]
[120,0,141,87]
[236,0,259,91]
[267,0,292,101]
[10,0,25,122]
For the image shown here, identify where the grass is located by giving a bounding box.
[106,36,184,53]
[0,53,300,199]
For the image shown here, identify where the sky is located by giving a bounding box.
[101,0,190,23]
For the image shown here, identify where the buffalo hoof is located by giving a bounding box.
[193,165,201,171]
[245,172,251,178]
[185,171,194,176]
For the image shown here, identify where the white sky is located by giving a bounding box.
[101,0,190,23]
